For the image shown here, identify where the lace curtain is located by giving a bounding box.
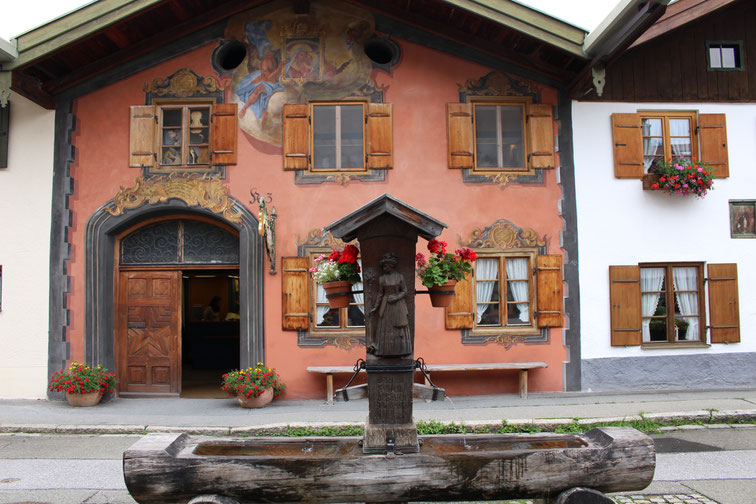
[673,267,700,341]
[506,257,530,323]
[476,258,498,323]
[641,267,665,342]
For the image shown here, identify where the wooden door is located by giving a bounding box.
[117,270,181,396]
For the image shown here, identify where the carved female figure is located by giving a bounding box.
[369,253,412,357]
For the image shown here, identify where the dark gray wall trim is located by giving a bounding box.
[84,200,264,374]
[583,353,756,391]
[47,97,76,398]
[556,88,581,392]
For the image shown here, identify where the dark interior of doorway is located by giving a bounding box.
[181,269,240,398]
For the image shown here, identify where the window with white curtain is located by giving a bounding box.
[640,111,696,173]
[640,263,703,343]
[313,256,365,331]
[473,253,535,330]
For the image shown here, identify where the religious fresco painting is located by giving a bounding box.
[225,1,382,146]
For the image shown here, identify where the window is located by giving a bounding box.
[283,102,393,172]
[447,101,554,173]
[610,263,740,347]
[129,102,237,171]
[707,42,743,71]
[611,111,729,178]
[445,252,563,332]
[474,253,535,329]
[640,111,696,172]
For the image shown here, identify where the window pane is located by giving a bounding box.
[162,109,182,127]
[672,266,700,342]
[506,280,529,325]
[642,118,663,137]
[347,305,365,327]
[709,47,722,68]
[475,105,499,168]
[163,129,181,146]
[478,302,500,326]
[721,47,736,68]
[162,147,181,165]
[313,105,337,169]
[498,105,524,169]
[317,307,339,327]
[121,221,180,265]
[340,105,363,169]
[183,221,239,264]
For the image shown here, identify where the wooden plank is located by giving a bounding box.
[609,266,642,346]
[281,257,309,330]
[447,102,474,169]
[707,263,740,343]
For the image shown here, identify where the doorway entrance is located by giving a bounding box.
[114,216,240,397]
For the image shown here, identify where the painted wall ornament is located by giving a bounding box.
[459,219,546,250]
[225,1,383,146]
[105,173,243,224]
[457,70,537,100]
[143,68,226,97]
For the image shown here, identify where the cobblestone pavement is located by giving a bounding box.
[612,494,719,504]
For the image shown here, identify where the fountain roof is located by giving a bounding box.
[325,194,447,242]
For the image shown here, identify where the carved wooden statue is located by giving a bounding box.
[369,252,412,357]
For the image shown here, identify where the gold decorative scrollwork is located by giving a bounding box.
[143,68,226,97]
[457,70,536,97]
[484,172,518,188]
[460,219,545,249]
[329,337,362,351]
[298,229,356,249]
[327,173,354,186]
[484,334,524,349]
[105,173,243,224]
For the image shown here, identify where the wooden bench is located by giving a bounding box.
[306,362,547,405]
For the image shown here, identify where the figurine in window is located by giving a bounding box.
[369,253,411,357]
[162,147,180,165]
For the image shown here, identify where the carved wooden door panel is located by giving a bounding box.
[117,270,181,396]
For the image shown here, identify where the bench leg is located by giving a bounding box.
[326,373,334,406]
[519,369,528,399]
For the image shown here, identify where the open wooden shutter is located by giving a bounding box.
[698,113,728,178]
[283,104,309,170]
[609,265,642,346]
[366,102,392,169]
[611,113,644,178]
[129,105,156,168]
[282,257,310,330]
[536,255,563,327]
[707,263,740,343]
[527,104,555,170]
[445,276,474,329]
[447,103,474,169]
[211,103,237,165]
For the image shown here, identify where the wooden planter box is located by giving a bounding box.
[642,173,661,190]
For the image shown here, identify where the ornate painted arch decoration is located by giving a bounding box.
[459,219,546,251]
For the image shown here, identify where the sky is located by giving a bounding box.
[0,0,618,42]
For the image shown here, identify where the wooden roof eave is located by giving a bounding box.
[441,0,587,58]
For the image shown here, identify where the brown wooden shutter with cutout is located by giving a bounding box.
[447,102,474,169]
[211,103,238,165]
[527,104,555,170]
[282,256,310,330]
[609,265,642,346]
[536,255,563,327]
[445,275,474,329]
[129,105,156,168]
[611,113,644,178]
[698,113,729,178]
[366,102,392,169]
[283,104,309,170]
[707,263,740,343]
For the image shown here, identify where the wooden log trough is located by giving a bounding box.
[123,427,655,503]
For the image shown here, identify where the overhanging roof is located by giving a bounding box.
[1,0,593,109]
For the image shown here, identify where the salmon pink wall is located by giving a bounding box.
[67,32,566,400]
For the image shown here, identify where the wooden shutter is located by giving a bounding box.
[707,263,740,343]
[447,102,474,169]
[282,257,310,330]
[129,105,156,168]
[698,113,728,178]
[366,102,392,169]
[609,265,642,346]
[283,104,309,170]
[527,104,555,170]
[445,275,474,329]
[611,113,644,178]
[536,255,563,327]
[211,103,237,165]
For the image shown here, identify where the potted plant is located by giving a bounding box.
[309,244,362,309]
[644,157,714,198]
[221,363,285,408]
[415,239,477,307]
[49,362,119,407]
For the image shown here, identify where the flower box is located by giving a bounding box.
[642,174,661,190]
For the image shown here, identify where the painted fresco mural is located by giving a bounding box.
[224,1,382,145]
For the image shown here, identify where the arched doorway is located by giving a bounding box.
[84,199,265,398]
[115,216,240,397]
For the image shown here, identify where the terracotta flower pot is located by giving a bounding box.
[428,280,457,307]
[65,391,102,407]
[323,280,352,309]
[237,388,274,408]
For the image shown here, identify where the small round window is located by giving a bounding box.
[212,40,248,74]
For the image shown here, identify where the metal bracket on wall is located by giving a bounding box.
[592,64,606,97]
[256,195,277,274]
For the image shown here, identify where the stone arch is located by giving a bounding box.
[84,198,264,374]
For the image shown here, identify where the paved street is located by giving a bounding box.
[1,427,756,504]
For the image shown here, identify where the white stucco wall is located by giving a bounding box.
[573,101,756,361]
[0,92,54,398]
